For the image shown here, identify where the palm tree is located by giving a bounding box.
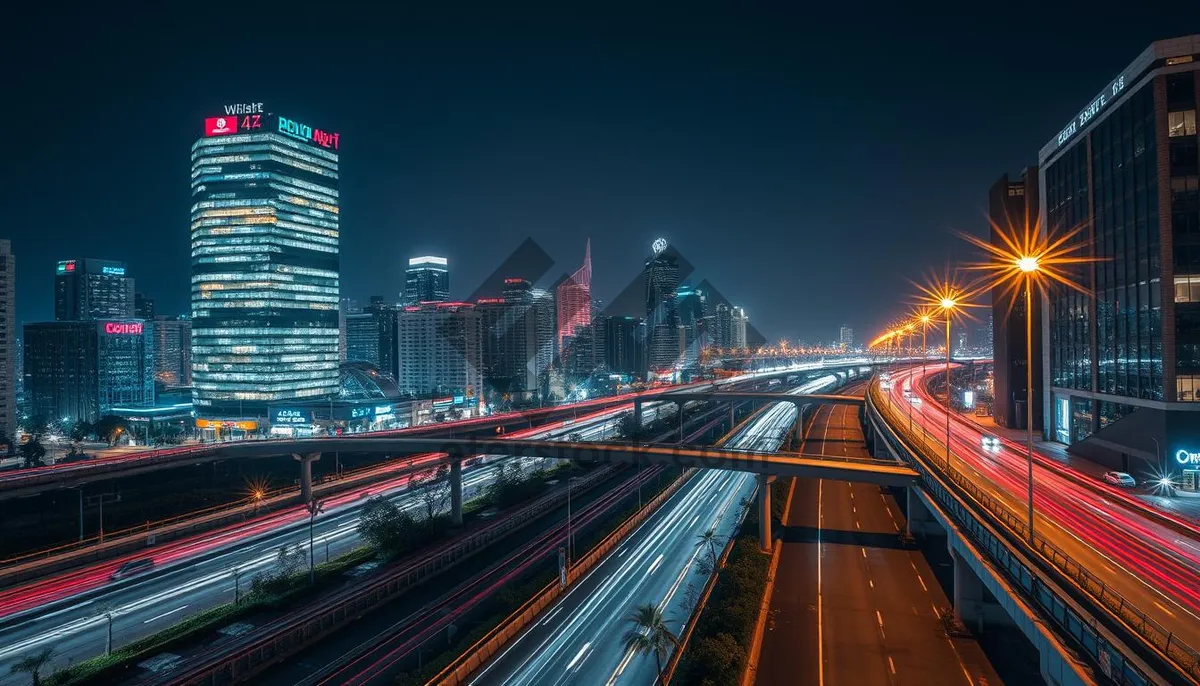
[622,604,679,676]
[696,528,720,569]
[9,647,54,686]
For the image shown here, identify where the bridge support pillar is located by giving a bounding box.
[293,452,320,504]
[757,474,775,552]
[676,400,686,443]
[450,458,464,526]
[793,405,807,450]
[951,547,1014,633]
[906,487,939,538]
[632,398,643,440]
[729,403,736,430]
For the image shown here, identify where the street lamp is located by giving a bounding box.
[1018,255,1039,543]
[960,215,1099,545]
[306,499,326,583]
[939,296,957,473]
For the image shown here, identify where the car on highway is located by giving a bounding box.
[980,434,1001,450]
[110,558,155,581]
[1102,471,1137,488]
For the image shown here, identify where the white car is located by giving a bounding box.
[980,435,1001,450]
[1103,471,1137,488]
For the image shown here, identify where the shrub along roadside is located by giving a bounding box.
[671,478,789,686]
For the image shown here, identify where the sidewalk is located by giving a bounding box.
[965,413,1200,522]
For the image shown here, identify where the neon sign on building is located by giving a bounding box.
[1177,449,1200,466]
[277,116,340,150]
[105,322,144,335]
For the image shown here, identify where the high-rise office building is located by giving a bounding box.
[190,104,340,424]
[604,315,642,376]
[645,240,681,373]
[403,256,450,305]
[24,320,154,424]
[0,240,13,442]
[556,240,592,350]
[152,315,192,390]
[991,169,1044,431]
[677,284,707,367]
[396,302,482,398]
[1039,36,1200,477]
[363,296,399,379]
[714,302,733,349]
[135,292,155,319]
[839,325,854,350]
[530,287,556,389]
[478,295,538,398]
[732,306,749,349]
[55,259,134,321]
[345,312,381,367]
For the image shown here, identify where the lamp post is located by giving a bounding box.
[940,298,956,473]
[1018,256,1039,544]
[306,500,325,583]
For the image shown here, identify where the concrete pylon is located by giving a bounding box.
[293,452,321,504]
[632,398,642,440]
[450,458,464,526]
[676,400,686,443]
[758,473,775,552]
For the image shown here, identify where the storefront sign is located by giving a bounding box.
[272,408,313,426]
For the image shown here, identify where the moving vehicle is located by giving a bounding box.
[980,434,1001,450]
[110,558,155,581]
[1102,471,1137,488]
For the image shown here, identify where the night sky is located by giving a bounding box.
[7,4,1197,344]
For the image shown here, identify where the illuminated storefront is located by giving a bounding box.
[190,103,340,422]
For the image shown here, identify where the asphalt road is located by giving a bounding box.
[470,377,836,686]
[0,402,680,685]
[757,392,1002,686]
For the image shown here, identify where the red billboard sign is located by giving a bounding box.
[205,116,239,136]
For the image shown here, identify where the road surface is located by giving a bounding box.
[757,386,1001,685]
[470,376,837,685]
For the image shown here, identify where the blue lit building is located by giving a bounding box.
[23,320,155,424]
[190,104,340,430]
[1039,36,1200,484]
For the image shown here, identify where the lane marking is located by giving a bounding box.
[566,642,590,671]
[916,575,928,592]
[143,605,189,624]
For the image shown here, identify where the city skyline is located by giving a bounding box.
[8,6,1192,344]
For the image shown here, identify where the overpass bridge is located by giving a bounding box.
[0,359,878,500]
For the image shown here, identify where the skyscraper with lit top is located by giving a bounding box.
[189,103,340,428]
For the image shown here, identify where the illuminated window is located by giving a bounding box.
[1175,275,1200,302]
[1170,111,1197,138]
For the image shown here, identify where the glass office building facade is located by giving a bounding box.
[1040,36,1200,480]
[190,106,340,424]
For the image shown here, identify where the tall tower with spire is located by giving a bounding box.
[556,239,593,353]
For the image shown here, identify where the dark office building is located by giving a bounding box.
[23,320,155,424]
[152,315,191,390]
[55,259,135,321]
[990,168,1043,431]
[604,315,643,376]
[135,292,155,319]
[344,312,381,367]
[478,295,538,398]
[1040,35,1200,486]
[363,297,399,379]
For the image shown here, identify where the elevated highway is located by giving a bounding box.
[868,369,1199,685]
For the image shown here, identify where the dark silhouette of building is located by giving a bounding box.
[990,168,1042,431]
